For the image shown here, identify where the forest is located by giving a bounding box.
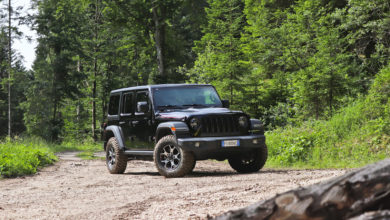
[0,0,389,174]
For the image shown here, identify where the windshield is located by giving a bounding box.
[152,86,223,110]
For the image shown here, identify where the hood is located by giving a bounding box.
[155,107,243,121]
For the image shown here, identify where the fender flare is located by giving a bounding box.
[104,125,126,150]
[156,121,189,142]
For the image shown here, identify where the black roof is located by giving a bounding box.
[110,83,211,94]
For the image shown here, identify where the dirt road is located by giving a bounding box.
[0,152,347,219]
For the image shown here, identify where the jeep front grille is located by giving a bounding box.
[200,115,242,136]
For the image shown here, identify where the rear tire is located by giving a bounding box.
[154,135,195,178]
[228,145,268,173]
[106,137,127,174]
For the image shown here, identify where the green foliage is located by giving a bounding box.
[189,0,247,107]
[266,64,390,168]
[0,7,29,137]
[338,0,390,78]
[0,138,57,178]
[0,137,102,178]
[274,135,313,165]
[19,0,208,141]
[49,139,101,153]
[55,140,102,160]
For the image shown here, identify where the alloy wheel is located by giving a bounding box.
[107,146,116,170]
[159,144,181,171]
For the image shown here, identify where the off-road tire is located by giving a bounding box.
[190,160,197,173]
[154,135,195,178]
[228,145,268,173]
[106,137,128,174]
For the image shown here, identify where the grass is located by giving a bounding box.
[0,138,57,178]
[266,65,390,169]
[266,98,389,169]
[76,151,104,160]
[48,139,101,153]
[49,140,102,159]
[0,137,102,178]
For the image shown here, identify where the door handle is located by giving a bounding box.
[132,121,140,126]
[119,121,125,125]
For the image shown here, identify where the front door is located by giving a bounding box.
[133,90,154,150]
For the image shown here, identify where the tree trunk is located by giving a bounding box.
[91,0,99,142]
[92,57,97,141]
[214,159,390,220]
[51,97,58,142]
[152,4,165,79]
[7,0,12,138]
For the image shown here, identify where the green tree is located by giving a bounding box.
[106,0,207,84]
[243,0,355,121]
[241,0,296,122]
[0,0,27,137]
[190,0,247,107]
[286,1,353,119]
[337,0,390,91]
[24,0,85,141]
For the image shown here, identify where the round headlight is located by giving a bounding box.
[190,117,200,130]
[238,116,249,129]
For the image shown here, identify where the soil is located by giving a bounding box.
[0,152,347,219]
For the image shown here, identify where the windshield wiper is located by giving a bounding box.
[157,105,183,110]
[182,104,208,108]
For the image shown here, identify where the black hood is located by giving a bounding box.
[155,107,244,121]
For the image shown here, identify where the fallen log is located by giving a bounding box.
[214,159,390,220]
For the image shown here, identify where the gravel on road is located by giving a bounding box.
[0,152,347,219]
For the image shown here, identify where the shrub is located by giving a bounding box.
[0,139,57,178]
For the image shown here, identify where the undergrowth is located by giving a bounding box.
[0,137,102,178]
[266,64,390,168]
[0,138,57,178]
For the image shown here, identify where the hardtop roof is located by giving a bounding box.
[110,83,211,94]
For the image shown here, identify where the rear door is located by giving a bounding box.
[119,91,135,149]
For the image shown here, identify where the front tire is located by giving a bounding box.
[228,145,268,173]
[106,137,128,174]
[154,135,195,178]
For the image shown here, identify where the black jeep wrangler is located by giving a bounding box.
[102,84,267,177]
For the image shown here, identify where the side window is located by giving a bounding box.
[136,91,149,113]
[122,92,134,114]
[108,94,120,115]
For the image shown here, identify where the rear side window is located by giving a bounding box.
[122,93,134,114]
[108,94,120,115]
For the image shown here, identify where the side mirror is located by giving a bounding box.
[137,101,149,113]
[222,99,230,108]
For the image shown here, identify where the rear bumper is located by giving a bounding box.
[177,134,265,160]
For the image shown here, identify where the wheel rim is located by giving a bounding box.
[107,146,116,170]
[159,144,181,171]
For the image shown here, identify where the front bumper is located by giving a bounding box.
[177,134,265,160]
